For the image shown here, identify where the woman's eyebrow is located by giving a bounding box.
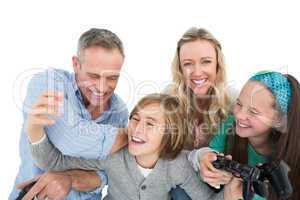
[200,56,213,60]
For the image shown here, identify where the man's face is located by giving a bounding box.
[72,46,124,108]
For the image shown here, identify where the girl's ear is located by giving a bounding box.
[273,113,288,132]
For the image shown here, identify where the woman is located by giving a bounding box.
[168,27,234,199]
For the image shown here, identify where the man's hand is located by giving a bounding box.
[109,128,128,154]
[16,171,72,200]
[25,91,63,143]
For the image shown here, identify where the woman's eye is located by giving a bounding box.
[202,60,212,64]
[236,101,242,107]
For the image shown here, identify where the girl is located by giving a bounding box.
[168,27,235,199]
[25,93,238,200]
[191,71,300,200]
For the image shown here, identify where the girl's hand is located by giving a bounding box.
[224,177,243,200]
[25,91,63,143]
[199,152,233,188]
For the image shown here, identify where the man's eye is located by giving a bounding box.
[131,117,139,121]
[182,62,192,67]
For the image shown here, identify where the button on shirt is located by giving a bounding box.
[9,68,128,200]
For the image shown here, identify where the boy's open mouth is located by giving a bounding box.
[130,136,146,144]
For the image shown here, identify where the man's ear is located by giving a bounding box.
[72,56,80,73]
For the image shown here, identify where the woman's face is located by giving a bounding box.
[128,103,165,159]
[233,81,279,139]
[179,39,218,96]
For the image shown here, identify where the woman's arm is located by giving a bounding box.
[29,135,105,171]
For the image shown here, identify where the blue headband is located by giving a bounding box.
[249,71,292,113]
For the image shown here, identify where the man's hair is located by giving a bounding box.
[77,28,124,59]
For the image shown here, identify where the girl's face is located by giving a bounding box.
[128,103,165,160]
[233,81,279,139]
[179,39,218,96]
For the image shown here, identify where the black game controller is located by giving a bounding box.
[212,155,293,200]
[16,181,37,200]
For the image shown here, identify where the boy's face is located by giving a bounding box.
[128,103,165,160]
[233,81,279,139]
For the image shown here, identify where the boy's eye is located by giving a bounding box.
[146,122,154,127]
[131,116,139,121]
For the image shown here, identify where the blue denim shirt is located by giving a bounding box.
[9,68,128,200]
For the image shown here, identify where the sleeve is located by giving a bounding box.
[24,68,128,160]
[208,115,235,153]
[170,152,224,200]
[29,135,106,171]
[188,147,219,172]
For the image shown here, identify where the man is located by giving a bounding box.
[10,28,128,199]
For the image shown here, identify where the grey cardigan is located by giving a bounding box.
[30,137,224,200]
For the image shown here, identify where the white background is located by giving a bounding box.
[0,0,299,199]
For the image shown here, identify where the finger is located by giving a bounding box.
[37,187,48,200]
[41,91,64,99]
[201,169,224,179]
[225,154,232,160]
[29,117,56,126]
[16,176,40,189]
[33,96,63,109]
[22,178,47,200]
[28,107,61,117]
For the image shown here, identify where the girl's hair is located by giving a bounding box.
[129,93,187,159]
[168,27,230,149]
[226,74,300,200]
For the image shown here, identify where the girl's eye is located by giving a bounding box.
[249,109,259,115]
[236,101,242,107]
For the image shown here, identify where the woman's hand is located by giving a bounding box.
[25,91,63,143]
[224,177,243,200]
[199,152,233,188]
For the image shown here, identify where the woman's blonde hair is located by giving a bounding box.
[129,93,187,159]
[168,27,231,149]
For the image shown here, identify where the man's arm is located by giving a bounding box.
[17,170,102,200]
[24,69,128,159]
